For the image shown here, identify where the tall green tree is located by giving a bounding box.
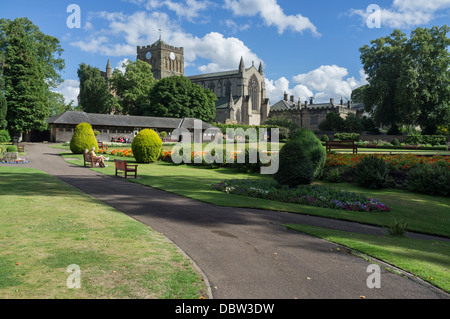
[77,63,118,114]
[0,91,7,129]
[359,26,450,135]
[408,26,450,134]
[0,18,64,133]
[360,29,413,134]
[148,76,217,123]
[110,59,156,116]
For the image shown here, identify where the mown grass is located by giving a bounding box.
[0,167,208,299]
[283,224,450,293]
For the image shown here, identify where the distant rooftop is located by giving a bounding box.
[46,111,218,131]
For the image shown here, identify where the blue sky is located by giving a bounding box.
[2,0,450,105]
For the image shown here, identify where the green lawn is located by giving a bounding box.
[284,224,450,293]
[0,167,208,299]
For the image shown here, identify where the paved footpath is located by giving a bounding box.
[3,143,449,299]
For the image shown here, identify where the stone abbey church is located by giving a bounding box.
[102,39,270,126]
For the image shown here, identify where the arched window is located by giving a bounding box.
[248,76,259,111]
[209,82,215,94]
[225,81,232,97]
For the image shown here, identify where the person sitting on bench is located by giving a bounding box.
[90,147,109,167]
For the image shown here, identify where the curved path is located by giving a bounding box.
[6,143,449,299]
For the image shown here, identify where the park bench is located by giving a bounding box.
[115,159,138,179]
[17,145,25,152]
[98,142,108,151]
[83,152,95,167]
[326,140,358,154]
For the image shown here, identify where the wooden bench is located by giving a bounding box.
[17,145,25,152]
[83,152,95,167]
[326,140,358,154]
[115,159,138,179]
[98,142,108,151]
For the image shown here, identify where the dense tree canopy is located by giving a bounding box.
[0,91,7,129]
[148,76,217,123]
[77,63,118,114]
[359,25,450,135]
[0,18,64,133]
[110,60,156,116]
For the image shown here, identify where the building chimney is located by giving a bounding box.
[284,92,288,101]
[290,95,294,103]
[304,100,308,108]
[340,97,344,105]
[330,98,334,105]
[309,97,314,105]
[298,98,302,110]
[347,100,351,108]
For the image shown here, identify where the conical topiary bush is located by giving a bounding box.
[274,128,326,187]
[131,129,162,163]
[70,122,98,154]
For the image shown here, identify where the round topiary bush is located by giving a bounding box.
[320,134,329,142]
[274,128,326,187]
[132,129,162,163]
[70,123,98,154]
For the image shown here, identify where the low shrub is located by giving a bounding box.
[407,163,450,196]
[334,133,360,141]
[0,130,10,144]
[354,155,390,189]
[321,134,329,142]
[6,145,17,152]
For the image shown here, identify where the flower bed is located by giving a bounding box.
[212,179,391,212]
[326,154,450,171]
[98,149,134,158]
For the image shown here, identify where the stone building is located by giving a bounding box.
[187,57,270,126]
[46,111,219,143]
[137,39,185,80]
[137,39,270,126]
[270,94,358,131]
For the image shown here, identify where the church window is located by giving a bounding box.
[225,81,232,96]
[209,82,215,93]
[249,76,259,111]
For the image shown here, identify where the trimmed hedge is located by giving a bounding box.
[132,129,162,163]
[70,123,98,154]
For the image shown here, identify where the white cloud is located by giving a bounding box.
[53,79,80,106]
[224,0,320,36]
[125,0,212,22]
[115,58,131,74]
[349,0,450,28]
[71,11,263,74]
[266,65,367,104]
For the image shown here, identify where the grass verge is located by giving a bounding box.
[283,224,450,293]
[0,167,208,299]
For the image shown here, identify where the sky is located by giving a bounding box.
[2,0,450,106]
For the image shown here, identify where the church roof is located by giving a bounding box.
[187,70,240,81]
[46,111,218,131]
